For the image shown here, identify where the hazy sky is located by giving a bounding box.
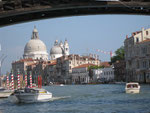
[0,14,150,74]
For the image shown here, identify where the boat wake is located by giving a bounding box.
[49,96,71,101]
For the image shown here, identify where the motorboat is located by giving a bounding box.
[125,82,140,94]
[60,84,64,86]
[9,87,52,103]
[0,87,13,98]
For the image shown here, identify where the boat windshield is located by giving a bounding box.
[24,88,38,93]
[127,84,138,88]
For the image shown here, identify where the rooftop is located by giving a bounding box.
[101,62,110,67]
[73,63,96,69]
[12,58,36,64]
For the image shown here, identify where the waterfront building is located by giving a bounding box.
[23,27,48,60]
[12,58,38,77]
[124,27,150,83]
[113,60,126,82]
[26,60,57,85]
[27,54,100,85]
[44,61,57,84]
[71,64,95,84]
[92,66,114,83]
[50,39,69,60]
[56,54,100,84]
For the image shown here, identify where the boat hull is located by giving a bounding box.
[15,93,52,103]
[125,89,140,94]
[8,95,19,103]
[0,91,13,98]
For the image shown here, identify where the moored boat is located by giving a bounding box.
[125,82,140,94]
[0,87,13,98]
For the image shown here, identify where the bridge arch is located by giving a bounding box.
[0,0,150,27]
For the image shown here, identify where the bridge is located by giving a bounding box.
[0,0,150,27]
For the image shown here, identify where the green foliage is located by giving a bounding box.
[111,46,125,64]
[88,65,104,70]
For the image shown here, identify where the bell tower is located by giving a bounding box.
[63,39,69,56]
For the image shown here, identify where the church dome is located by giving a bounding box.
[23,27,48,60]
[50,45,63,54]
[24,39,47,53]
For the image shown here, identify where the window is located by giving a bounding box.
[142,47,147,54]
[137,60,140,69]
[143,61,147,68]
[136,38,139,43]
[146,31,149,35]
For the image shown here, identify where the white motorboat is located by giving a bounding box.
[9,87,52,103]
[125,82,140,94]
[0,88,13,98]
[60,84,64,86]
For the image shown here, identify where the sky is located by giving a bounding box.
[0,14,150,75]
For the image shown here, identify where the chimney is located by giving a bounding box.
[126,35,128,39]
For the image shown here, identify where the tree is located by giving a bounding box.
[110,46,125,64]
[88,65,104,70]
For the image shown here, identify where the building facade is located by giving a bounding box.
[92,67,114,83]
[55,54,100,83]
[113,60,126,82]
[12,58,38,77]
[71,64,95,84]
[124,27,150,83]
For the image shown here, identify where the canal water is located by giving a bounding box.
[0,84,150,113]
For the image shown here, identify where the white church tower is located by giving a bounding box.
[59,40,64,50]
[63,39,69,55]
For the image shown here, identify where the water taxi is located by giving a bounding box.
[125,82,140,94]
[9,87,52,103]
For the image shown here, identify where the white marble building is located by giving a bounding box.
[23,27,48,60]
[50,39,69,60]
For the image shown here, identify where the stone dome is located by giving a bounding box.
[50,45,63,54]
[24,39,47,53]
[23,27,48,60]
